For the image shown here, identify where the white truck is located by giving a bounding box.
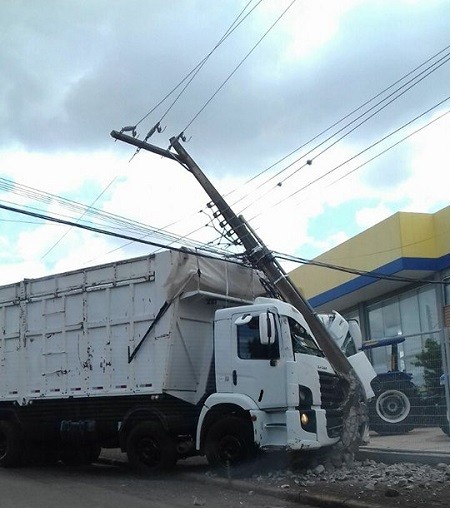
[0,249,374,472]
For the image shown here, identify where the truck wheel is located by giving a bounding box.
[369,381,417,435]
[0,421,22,467]
[126,421,177,474]
[204,416,256,471]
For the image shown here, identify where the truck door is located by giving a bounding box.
[231,310,287,409]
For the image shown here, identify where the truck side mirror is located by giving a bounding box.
[259,311,276,345]
[348,320,362,350]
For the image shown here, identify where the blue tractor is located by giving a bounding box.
[362,337,421,435]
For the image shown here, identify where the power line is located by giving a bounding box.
[315,110,449,197]
[40,176,118,260]
[2,201,444,287]
[126,0,262,134]
[232,46,450,194]
[119,46,449,254]
[247,97,450,221]
[155,46,449,243]
[156,1,263,126]
[0,177,229,255]
[0,202,243,263]
[177,0,297,137]
[236,53,450,216]
[274,252,448,286]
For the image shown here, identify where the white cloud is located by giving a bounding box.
[355,204,393,229]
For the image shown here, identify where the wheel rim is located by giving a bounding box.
[138,437,161,467]
[376,389,411,423]
[217,435,244,464]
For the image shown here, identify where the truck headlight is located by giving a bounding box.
[299,410,316,433]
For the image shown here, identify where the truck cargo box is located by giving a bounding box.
[0,250,264,406]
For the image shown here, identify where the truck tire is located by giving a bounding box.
[369,380,417,435]
[204,416,256,472]
[126,421,177,474]
[0,421,22,467]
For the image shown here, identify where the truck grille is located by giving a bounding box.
[319,371,345,438]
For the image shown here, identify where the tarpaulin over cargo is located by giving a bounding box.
[164,249,266,302]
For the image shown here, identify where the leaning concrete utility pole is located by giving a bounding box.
[111,129,365,446]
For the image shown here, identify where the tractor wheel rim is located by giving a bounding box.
[376,389,411,423]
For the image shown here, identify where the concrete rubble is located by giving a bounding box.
[243,459,450,493]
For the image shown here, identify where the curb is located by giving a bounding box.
[97,456,385,508]
[182,471,387,508]
[357,448,450,466]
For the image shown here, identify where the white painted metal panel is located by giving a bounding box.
[0,250,265,405]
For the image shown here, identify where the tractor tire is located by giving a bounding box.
[126,421,177,474]
[369,379,418,435]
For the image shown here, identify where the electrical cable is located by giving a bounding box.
[229,46,450,194]
[0,178,232,256]
[1,201,445,286]
[177,0,297,137]
[156,0,263,125]
[152,47,449,242]
[0,202,244,263]
[40,176,118,260]
[274,252,447,285]
[248,98,449,221]
[236,54,450,215]
[128,0,262,133]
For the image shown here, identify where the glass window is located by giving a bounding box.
[237,316,279,360]
[382,300,402,337]
[366,286,443,388]
[288,317,324,357]
[419,287,440,332]
[368,307,384,339]
[400,294,420,335]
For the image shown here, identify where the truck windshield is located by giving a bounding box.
[288,317,324,357]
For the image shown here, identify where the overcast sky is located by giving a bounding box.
[0,0,449,284]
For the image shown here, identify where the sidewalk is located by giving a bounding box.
[357,427,450,465]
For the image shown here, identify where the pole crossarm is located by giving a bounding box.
[110,130,183,164]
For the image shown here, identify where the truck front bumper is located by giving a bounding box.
[251,408,340,451]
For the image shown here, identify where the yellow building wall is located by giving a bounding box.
[290,206,450,300]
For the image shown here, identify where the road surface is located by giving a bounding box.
[0,462,315,508]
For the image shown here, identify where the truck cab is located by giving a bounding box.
[197,298,370,462]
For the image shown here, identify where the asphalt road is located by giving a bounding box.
[0,462,314,508]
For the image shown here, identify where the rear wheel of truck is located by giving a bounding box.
[370,381,417,435]
[0,421,22,467]
[126,421,177,474]
[204,416,256,473]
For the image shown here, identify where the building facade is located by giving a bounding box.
[290,207,450,393]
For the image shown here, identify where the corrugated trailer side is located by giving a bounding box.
[0,252,174,404]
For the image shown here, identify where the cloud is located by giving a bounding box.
[355,204,394,229]
[0,0,448,173]
[0,1,448,281]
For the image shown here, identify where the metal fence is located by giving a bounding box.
[366,329,450,436]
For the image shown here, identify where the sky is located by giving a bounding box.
[0,0,449,285]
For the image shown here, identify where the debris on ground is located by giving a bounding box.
[206,456,450,507]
